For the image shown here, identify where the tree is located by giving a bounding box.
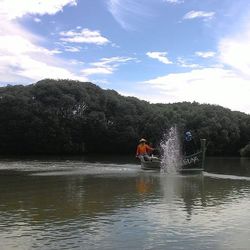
[0,79,249,156]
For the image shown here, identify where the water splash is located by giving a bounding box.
[160,126,182,173]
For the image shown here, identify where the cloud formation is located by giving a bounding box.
[219,36,250,77]
[177,58,200,68]
[0,0,87,84]
[195,51,216,58]
[146,52,173,64]
[164,0,184,4]
[107,0,151,30]
[183,10,215,20]
[140,23,250,114]
[60,28,110,45]
[143,67,250,113]
[82,57,135,76]
[0,32,87,83]
[0,0,77,20]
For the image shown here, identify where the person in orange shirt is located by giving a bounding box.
[136,138,154,161]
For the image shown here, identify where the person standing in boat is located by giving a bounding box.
[183,131,197,155]
[136,138,154,161]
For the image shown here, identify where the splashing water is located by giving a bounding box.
[160,126,182,173]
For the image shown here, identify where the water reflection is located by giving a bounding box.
[159,174,204,220]
[205,157,250,176]
[0,169,249,223]
[0,157,250,250]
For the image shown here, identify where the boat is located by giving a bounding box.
[178,150,205,173]
[140,139,206,172]
[140,156,161,170]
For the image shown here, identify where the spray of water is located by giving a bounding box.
[160,126,182,173]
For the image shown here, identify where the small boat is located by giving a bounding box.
[140,139,206,172]
[140,156,161,170]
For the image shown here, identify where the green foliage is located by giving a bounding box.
[0,79,249,156]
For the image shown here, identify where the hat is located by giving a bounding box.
[139,138,147,143]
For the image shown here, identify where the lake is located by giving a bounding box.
[0,156,250,250]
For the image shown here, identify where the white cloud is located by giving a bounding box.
[196,51,216,58]
[82,57,135,76]
[0,29,87,83]
[34,17,41,23]
[60,28,110,45]
[64,46,81,52]
[177,57,200,68]
[0,53,88,83]
[0,1,87,84]
[0,0,77,20]
[146,52,173,64]
[164,0,184,4]
[82,67,113,76]
[69,59,84,65]
[141,67,250,114]
[0,35,58,55]
[183,11,215,20]
[1,55,87,82]
[219,36,250,77]
[92,56,134,66]
[107,0,152,30]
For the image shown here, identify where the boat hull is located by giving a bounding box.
[140,139,206,172]
[140,152,204,171]
[178,151,204,172]
[140,158,161,170]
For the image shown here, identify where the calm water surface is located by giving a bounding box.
[0,156,250,250]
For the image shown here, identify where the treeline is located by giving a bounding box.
[0,79,249,156]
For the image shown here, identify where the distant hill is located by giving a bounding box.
[0,79,249,156]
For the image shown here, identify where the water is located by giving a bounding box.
[0,156,250,250]
[160,126,182,173]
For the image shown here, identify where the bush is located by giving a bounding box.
[240,143,250,157]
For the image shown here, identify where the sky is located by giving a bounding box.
[0,0,250,114]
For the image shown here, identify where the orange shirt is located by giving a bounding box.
[136,144,153,155]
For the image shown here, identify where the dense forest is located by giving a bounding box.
[0,79,250,156]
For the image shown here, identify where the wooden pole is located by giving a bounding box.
[200,139,206,169]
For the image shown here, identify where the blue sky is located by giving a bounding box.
[0,0,250,114]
